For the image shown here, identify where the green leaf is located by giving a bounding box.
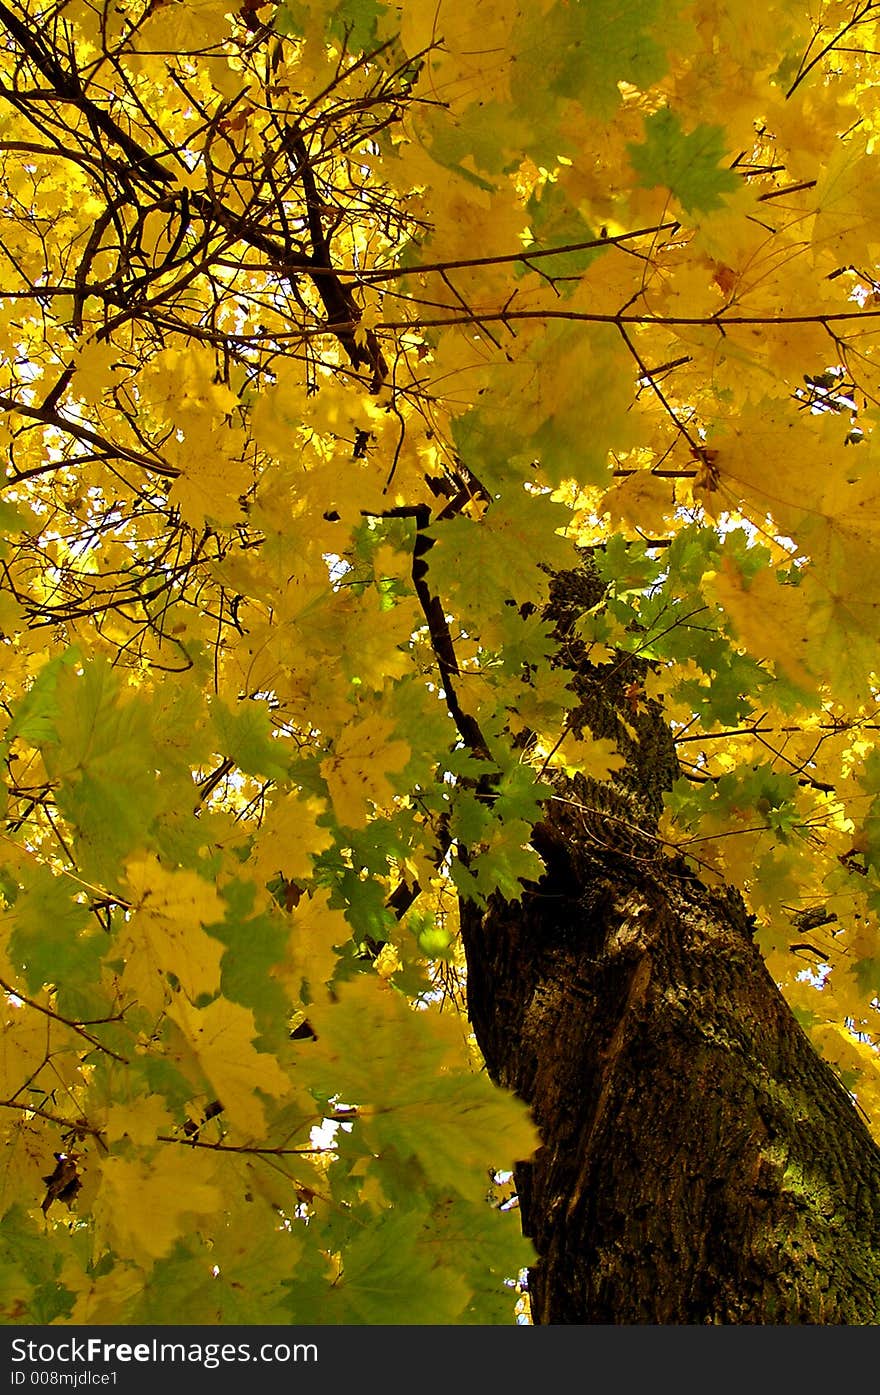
[427,1195,535,1324]
[524,182,602,294]
[0,498,33,542]
[370,1072,537,1196]
[6,864,99,1001]
[327,0,383,50]
[428,102,535,177]
[456,822,545,904]
[209,698,289,780]
[512,0,679,123]
[0,1207,73,1321]
[42,660,160,881]
[132,1223,303,1324]
[2,647,81,753]
[427,493,576,611]
[211,879,291,1047]
[322,1209,470,1323]
[306,978,538,1196]
[628,109,740,214]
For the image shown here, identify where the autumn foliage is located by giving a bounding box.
[1,0,880,1324]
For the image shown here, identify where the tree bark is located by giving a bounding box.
[460,566,880,1324]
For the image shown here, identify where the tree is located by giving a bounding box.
[1,0,880,1325]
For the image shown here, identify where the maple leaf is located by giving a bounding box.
[0,1002,54,1100]
[811,134,880,266]
[510,0,675,121]
[305,977,539,1196]
[70,341,123,402]
[4,863,97,999]
[94,1149,222,1265]
[249,790,334,885]
[320,714,410,828]
[168,996,291,1139]
[707,557,816,691]
[273,887,348,1001]
[167,430,252,530]
[122,854,227,1009]
[628,109,740,215]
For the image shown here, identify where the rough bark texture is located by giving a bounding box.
[460,565,880,1324]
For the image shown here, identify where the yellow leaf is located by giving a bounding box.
[542,730,626,781]
[70,340,123,402]
[600,465,677,535]
[249,364,310,462]
[167,428,252,530]
[812,134,880,267]
[274,887,348,1001]
[0,1001,50,1098]
[104,1094,173,1148]
[249,792,333,887]
[375,942,401,979]
[0,1117,52,1217]
[707,557,816,690]
[811,1023,880,1121]
[135,0,233,55]
[145,347,238,426]
[122,855,226,1011]
[701,398,842,533]
[168,996,291,1139]
[320,714,410,828]
[67,1265,146,1325]
[95,1148,221,1264]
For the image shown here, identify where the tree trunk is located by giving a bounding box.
[459,567,880,1324]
